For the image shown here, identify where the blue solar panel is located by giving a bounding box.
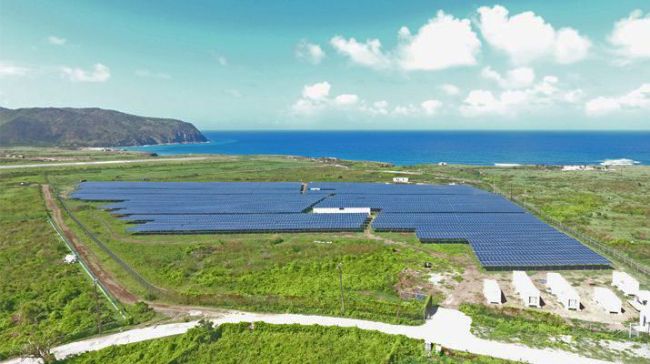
[71,181,610,270]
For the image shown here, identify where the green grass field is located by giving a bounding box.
[2,150,650,361]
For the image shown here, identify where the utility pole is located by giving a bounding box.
[337,263,345,314]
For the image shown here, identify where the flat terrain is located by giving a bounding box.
[1,149,649,362]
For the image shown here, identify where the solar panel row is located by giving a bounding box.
[71,181,610,270]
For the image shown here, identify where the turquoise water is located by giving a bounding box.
[126,131,650,166]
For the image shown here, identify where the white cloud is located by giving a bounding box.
[481,66,535,89]
[608,10,650,60]
[330,11,480,71]
[134,69,171,79]
[440,84,460,96]
[421,99,443,115]
[61,63,110,82]
[461,74,578,117]
[397,11,481,70]
[330,36,390,69]
[302,81,331,100]
[217,56,228,66]
[0,61,29,77]
[585,84,650,116]
[295,40,326,64]
[334,94,359,106]
[47,35,67,46]
[477,5,590,64]
[291,82,442,118]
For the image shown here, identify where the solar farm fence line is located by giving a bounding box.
[490,184,650,278]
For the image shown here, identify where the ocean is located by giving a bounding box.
[125,131,650,166]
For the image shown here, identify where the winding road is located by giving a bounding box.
[3,307,612,364]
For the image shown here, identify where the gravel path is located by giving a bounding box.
[3,308,612,364]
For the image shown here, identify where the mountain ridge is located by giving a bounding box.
[0,107,208,147]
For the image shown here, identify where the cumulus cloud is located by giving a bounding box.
[302,81,331,100]
[47,35,67,46]
[608,10,650,60]
[61,63,110,82]
[477,5,590,64]
[295,40,326,64]
[461,74,579,117]
[334,94,359,106]
[330,11,480,71]
[440,84,460,96]
[330,36,390,69]
[421,99,443,115]
[0,61,29,78]
[397,11,481,70]
[481,66,535,89]
[291,82,442,118]
[585,84,650,116]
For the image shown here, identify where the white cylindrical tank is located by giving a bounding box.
[483,279,502,304]
[512,271,540,308]
[593,287,622,314]
[612,271,639,296]
[546,272,580,310]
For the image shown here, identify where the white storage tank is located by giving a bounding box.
[593,287,622,314]
[612,271,639,296]
[483,279,502,304]
[512,271,540,308]
[546,273,580,310]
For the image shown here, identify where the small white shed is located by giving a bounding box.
[483,279,502,304]
[312,207,371,215]
[546,272,580,310]
[593,287,622,314]
[612,271,639,296]
[512,271,540,307]
[63,254,78,264]
[392,177,409,184]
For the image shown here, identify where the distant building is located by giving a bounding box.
[312,207,371,215]
[613,271,639,296]
[483,279,502,304]
[593,287,622,314]
[393,177,409,183]
[512,271,540,307]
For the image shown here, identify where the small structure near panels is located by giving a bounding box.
[512,271,540,308]
[312,207,371,215]
[640,306,650,332]
[393,177,409,183]
[593,287,622,314]
[483,279,502,304]
[546,272,580,310]
[612,271,639,296]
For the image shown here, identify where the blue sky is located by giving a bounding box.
[0,0,649,130]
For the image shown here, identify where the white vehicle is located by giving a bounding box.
[512,271,540,307]
[483,279,502,304]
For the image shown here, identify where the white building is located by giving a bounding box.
[312,207,371,215]
[483,279,502,304]
[546,273,580,310]
[593,287,622,314]
[63,254,77,264]
[612,271,639,296]
[512,271,541,307]
[392,177,409,184]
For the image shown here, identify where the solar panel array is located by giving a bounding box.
[72,181,610,270]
